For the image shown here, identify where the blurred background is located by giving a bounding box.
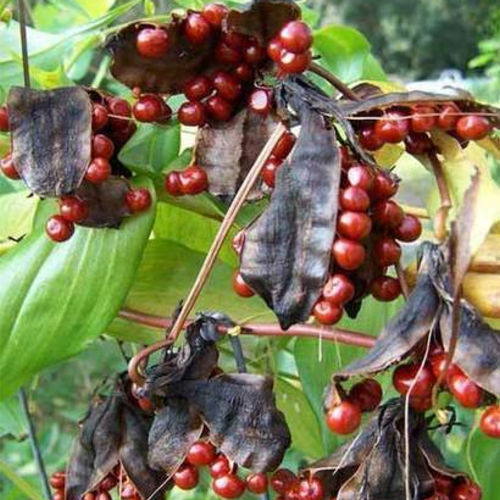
[0,0,499,499]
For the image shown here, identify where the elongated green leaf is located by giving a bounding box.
[0,458,45,500]
[107,239,273,344]
[118,122,181,176]
[0,178,155,399]
[0,395,26,438]
[0,191,38,243]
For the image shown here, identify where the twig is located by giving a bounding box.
[18,389,52,500]
[229,336,248,373]
[309,62,360,101]
[399,204,430,220]
[428,150,452,241]
[17,0,30,88]
[165,124,287,344]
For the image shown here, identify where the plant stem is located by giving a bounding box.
[18,389,51,500]
[17,0,30,88]
[309,62,360,101]
[428,151,451,241]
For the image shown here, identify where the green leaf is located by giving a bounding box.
[107,239,273,344]
[275,378,324,459]
[313,25,385,83]
[0,178,155,399]
[0,458,45,500]
[0,395,26,438]
[118,122,181,176]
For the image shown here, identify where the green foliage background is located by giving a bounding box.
[0,1,499,499]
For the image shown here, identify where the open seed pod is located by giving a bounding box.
[65,377,170,500]
[141,313,291,475]
[304,398,468,500]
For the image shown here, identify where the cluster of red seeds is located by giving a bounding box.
[0,100,153,243]
[423,474,482,500]
[232,144,422,324]
[324,378,382,435]
[356,102,492,155]
[268,468,324,500]
[390,343,500,439]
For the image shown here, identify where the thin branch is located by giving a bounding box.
[428,150,452,241]
[17,0,30,88]
[309,62,360,101]
[399,204,430,220]
[18,389,52,500]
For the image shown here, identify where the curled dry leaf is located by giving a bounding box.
[76,178,132,229]
[143,313,291,473]
[304,399,467,500]
[194,108,278,200]
[66,379,169,500]
[326,243,500,401]
[240,97,341,329]
[226,0,300,43]
[7,86,91,197]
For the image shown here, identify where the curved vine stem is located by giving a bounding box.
[309,62,361,101]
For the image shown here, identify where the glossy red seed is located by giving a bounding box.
[429,353,461,382]
[0,153,20,179]
[372,200,405,228]
[213,72,242,102]
[233,63,254,82]
[313,300,343,325]
[349,379,383,413]
[212,474,246,499]
[206,95,233,122]
[108,97,132,130]
[165,171,183,196]
[110,121,137,144]
[132,94,166,122]
[85,157,111,184]
[185,13,212,44]
[136,28,170,58]
[456,115,491,141]
[210,454,231,478]
[178,101,206,127]
[370,171,398,201]
[261,157,282,188]
[91,134,115,160]
[279,21,313,54]
[322,274,355,306]
[337,211,372,240]
[450,482,482,500]
[480,405,500,438]
[411,105,436,133]
[278,50,312,74]
[0,105,9,132]
[249,89,273,116]
[374,111,410,143]
[179,165,209,195]
[394,215,422,242]
[215,42,242,65]
[409,395,434,413]
[187,441,217,466]
[201,3,229,28]
[92,103,109,131]
[437,103,460,131]
[325,400,361,435]
[246,473,268,494]
[267,38,283,62]
[271,470,297,495]
[49,472,66,490]
[370,276,401,302]
[339,187,370,212]
[358,126,384,151]
[423,492,449,500]
[184,76,213,102]
[393,363,436,398]
[332,238,366,270]
[59,196,88,223]
[46,215,74,242]
[233,271,255,298]
[174,464,199,490]
[297,478,323,500]
[434,473,454,495]
[405,132,433,155]
[125,188,152,213]
[347,164,374,191]
[223,31,249,50]
[373,237,401,266]
[100,475,118,491]
[244,41,266,65]
[272,131,296,159]
[448,373,483,409]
